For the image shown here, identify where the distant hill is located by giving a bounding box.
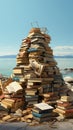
[0,55,16,58]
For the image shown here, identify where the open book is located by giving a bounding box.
[6,81,23,93]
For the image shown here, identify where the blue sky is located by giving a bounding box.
[0,0,73,56]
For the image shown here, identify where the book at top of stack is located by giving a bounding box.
[61,96,73,102]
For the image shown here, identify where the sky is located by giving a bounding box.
[0,0,73,56]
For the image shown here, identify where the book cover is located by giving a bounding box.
[33,115,54,122]
[32,107,53,114]
[34,102,53,111]
[32,111,52,118]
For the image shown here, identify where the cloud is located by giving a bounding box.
[53,46,73,56]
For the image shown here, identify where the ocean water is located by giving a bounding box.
[0,58,16,76]
[55,58,73,78]
[0,58,73,78]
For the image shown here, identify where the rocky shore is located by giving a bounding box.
[64,68,73,71]
[60,68,73,74]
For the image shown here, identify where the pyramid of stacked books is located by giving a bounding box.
[13,27,66,107]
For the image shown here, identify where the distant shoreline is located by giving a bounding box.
[54,56,73,58]
[0,55,73,58]
[0,55,16,58]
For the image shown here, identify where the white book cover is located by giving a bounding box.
[34,103,53,110]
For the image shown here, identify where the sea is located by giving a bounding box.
[0,58,73,78]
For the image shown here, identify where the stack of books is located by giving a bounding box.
[13,67,24,81]
[1,98,15,109]
[1,80,24,112]
[25,88,39,106]
[55,96,73,118]
[41,92,59,105]
[32,102,54,122]
[17,37,30,65]
[12,27,66,108]
[13,37,31,83]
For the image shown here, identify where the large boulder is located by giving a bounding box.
[64,76,73,83]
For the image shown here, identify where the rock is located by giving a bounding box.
[64,76,73,83]
[65,82,72,89]
[64,68,73,71]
